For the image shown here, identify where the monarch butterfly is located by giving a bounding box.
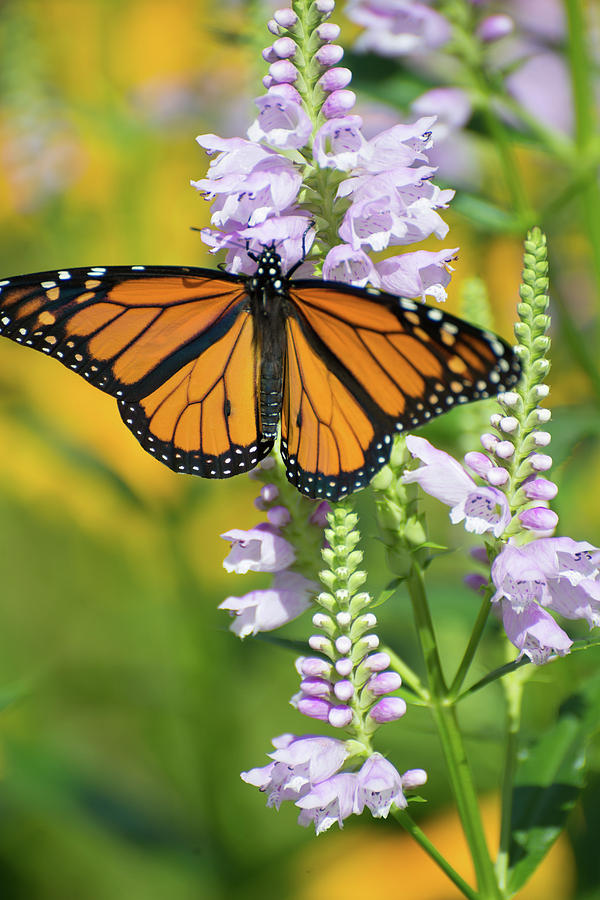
[0,246,519,500]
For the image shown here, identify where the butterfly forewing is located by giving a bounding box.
[0,266,273,477]
[282,281,520,499]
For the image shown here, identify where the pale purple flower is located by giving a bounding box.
[411,90,471,138]
[356,753,410,816]
[402,436,511,537]
[296,772,358,833]
[358,117,436,172]
[219,570,316,637]
[497,599,572,665]
[247,92,312,149]
[313,115,369,170]
[348,0,452,57]
[518,507,558,532]
[241,734,350,808]
[193,148,301,230]
[376,247,458,302]
[221,523,295,573]
[492,538,600,660]
[322,244,381,286]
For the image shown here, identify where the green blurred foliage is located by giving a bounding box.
[0,1,599,898]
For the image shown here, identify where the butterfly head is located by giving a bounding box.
[247,245,287,310]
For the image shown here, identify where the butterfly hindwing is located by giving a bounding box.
[0,265,273,477]
[283,281,520,499]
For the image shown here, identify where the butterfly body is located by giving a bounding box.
[0,249,520,499]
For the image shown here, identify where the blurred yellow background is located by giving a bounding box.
[0,1,598,898]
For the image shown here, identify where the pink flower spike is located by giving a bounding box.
[269,60,298,83]
[356,754,406,816]
[323,244,380,287]
[322,89,357,118]
[221,523,295,573]
[328,705,354,728]
[273,8,298,28]
[267,505,291,527]
[272,36,297,58]
[519,508,559,532]
[522,478,558,501]
[315,44,345,66]
[369,697,407,723]
[318,67,353,93]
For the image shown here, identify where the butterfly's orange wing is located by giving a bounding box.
[283,282,520,499]
[0,266,273,476]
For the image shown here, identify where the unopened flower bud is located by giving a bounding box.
[335,657,353,676]
[315,44,344,66]
[328,705,354,728]
[273,7,298,27]
[315,0,335,13]
[530,453,552,471]
[272,36,297,58]
[367,671,402,695]
[316,22,340,41]
[269,60,298,83]
[499,416,519,433]
[333,679,354,701]
[318,66,352,92]
[486,467,509,486]
[369,697,406,723]
[519,507,558,531]
[322,89,356,117]
[522,477,558,500]
[495,441,515,459]
[335,635,352,655]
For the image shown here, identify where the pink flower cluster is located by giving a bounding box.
[294,649,405,730]
[192,1,458,301]
[242,734,426,833]
[219,459,326,637]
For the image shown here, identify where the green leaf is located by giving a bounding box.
[507,669,600,894]
[450,193,522,233]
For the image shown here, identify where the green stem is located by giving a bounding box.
[408,563,502,900]
[448,589,493,699]
[547,276,600,405]
[479,102,534,228]
[495,653,525,891]
[564,0,600,325]
[393,808,480,900]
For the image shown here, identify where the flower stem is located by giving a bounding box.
[408,562,502,900]
[564,0,600,330]
[448,589,493,699]
[393,808,480,900]
[495,654,525,892]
